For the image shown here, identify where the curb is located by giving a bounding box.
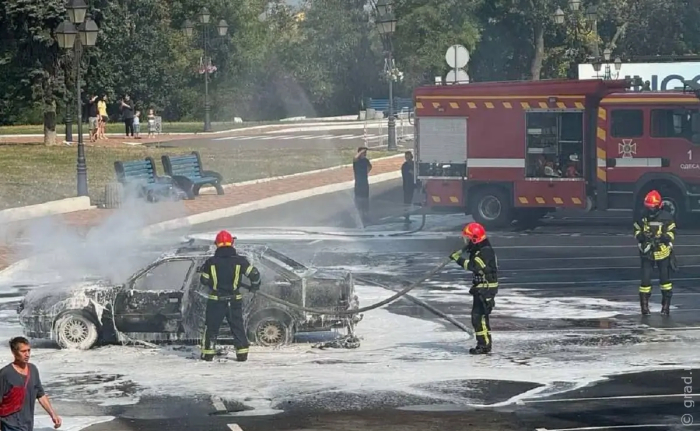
[142,171,402,235]
[201,154,403,193]
[0,197,94,225]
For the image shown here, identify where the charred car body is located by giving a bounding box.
[17,242,360,350]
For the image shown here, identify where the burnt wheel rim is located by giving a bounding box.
[62,319,89,344]
[256,320,286,345]
[478,196,502,221]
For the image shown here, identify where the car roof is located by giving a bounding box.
[164,241,269,259]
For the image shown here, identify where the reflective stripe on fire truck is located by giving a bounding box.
[431,196,460,203]
[612,158,663,167]
[596,107,607,182]
[466,158,525,168]
[517,196,583,205]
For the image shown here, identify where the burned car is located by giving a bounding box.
[17,242,360,350]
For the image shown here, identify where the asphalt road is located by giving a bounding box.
[65,183,695,431]
[153,121,414,150]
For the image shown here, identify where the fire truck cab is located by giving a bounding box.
[413,78,700,228]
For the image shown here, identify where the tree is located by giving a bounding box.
[2,0,69,145]
[392,0,481,86]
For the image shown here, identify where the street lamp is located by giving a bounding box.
[554,7,565,25]
[375,0,398,151]
[585,5,597,22]
[568,0,581,12]
[55,0,99,197]
[183,7,228,133]
[614,57,622,71]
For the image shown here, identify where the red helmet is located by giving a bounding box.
[644,190,662,209]
[215,230,234,247]
[462,222,487,244]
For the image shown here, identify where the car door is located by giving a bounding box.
[113,258,195,333]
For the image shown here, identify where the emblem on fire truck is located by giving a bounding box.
[618,139,636,158]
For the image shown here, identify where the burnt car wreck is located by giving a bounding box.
[17,242,361,350]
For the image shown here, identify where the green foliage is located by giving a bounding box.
[2,0,700,132]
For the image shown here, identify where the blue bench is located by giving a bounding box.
[113,157,178,202]
[367,97,414,115]
[161,151,224,199]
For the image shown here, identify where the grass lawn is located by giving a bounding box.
[0,144,392,210]
[0,121,276,135]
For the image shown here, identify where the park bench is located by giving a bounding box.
[161,151,224,199]
[113,157,180,203]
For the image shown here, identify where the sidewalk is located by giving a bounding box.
[0,156,403,270]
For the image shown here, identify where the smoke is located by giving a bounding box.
[9,186,189,285]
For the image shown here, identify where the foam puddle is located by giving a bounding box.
[22,284,699,414]
[34,415,114,431]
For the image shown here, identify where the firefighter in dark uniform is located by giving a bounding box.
[633,190,676,316]
[199,230,261,362]
[449,222,498,354]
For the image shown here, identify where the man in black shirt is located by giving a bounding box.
[120,95,135,137]
[87,95,99,142]
[401,151,415,224]
[353,147,372,225]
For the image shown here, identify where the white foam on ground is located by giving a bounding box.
[24,284,700,412]
[34,415,113,431]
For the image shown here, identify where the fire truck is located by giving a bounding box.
[412,78,700,228]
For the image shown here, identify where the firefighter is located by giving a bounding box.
[633,190,676,316]
[198,230,261,362]
[449,222,499,354]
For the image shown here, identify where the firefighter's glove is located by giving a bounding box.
[450,250,462,261]
[469,286,479,295]
[247,282,260,292]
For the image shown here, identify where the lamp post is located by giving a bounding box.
[55,0,99,197]
[374,0,398,151]
[182,8,228,133]
[554,1,599,79]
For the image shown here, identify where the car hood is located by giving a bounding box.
[18,277,116,314]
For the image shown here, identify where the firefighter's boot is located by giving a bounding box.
[639,292,651,315]
[469,345,491,355]
[236,352,248,362]
[661,290,672,316]
[201,353,214,362]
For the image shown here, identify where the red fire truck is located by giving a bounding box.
[413,78,700,228]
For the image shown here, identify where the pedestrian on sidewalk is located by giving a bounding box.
[353,147,372,226]
[0,337,61,431]
[97,95,108,140]
[119,95,135,138]
[401,151,416,224]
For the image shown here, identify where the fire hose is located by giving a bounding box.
[250,257,451,316]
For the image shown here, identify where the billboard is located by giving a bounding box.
[577,62,700,90]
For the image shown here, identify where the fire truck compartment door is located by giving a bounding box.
[514,179,586,208]
[417,117,467,178]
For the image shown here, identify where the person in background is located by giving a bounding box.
[147,109,157,138]
[0,337,61,431]
[87,95,99,143]
[353,147,372,226]
[97,95,108,140]
[401,151,416,224]
[133,111,141,139]
[119,95,134,138]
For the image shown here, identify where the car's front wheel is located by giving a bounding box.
[54,313,99,350]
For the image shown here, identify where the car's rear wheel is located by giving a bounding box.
[55,313,99,350]
[249,315,293,347]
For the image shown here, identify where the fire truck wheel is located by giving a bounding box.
[470,187,512,229]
